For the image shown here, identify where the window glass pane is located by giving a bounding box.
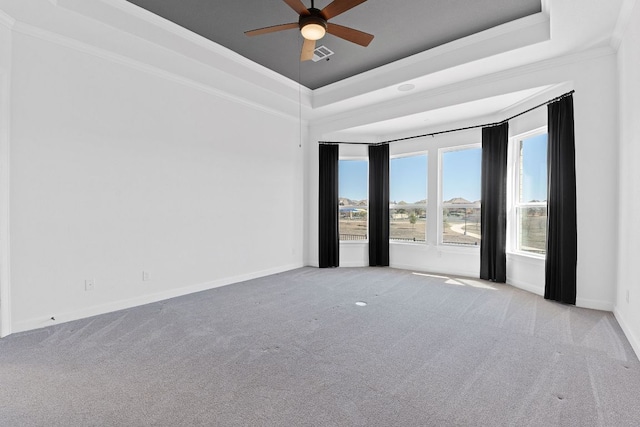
[339,160,368,241]
[443,207,481,245]
[442,148,481,203]
[518,206,547,254]
[520,134,548,203]
[517,133,548,254]
[442,148,481,245]
[390,154,427,242]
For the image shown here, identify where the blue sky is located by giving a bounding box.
[390,155,427,203]
[441,148,481,201]
[339,160,368,200]
[338,139,547,203]
[339,156,430,202]
[521,133,548,202]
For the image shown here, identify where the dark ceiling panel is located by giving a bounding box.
[125,0,541,89]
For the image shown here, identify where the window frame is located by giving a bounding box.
[507,126,548,258]
[439,143,482,247]
[389,151,428,244]
[338,156,369,243]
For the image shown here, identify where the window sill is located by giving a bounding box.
[390,240,428,246]
[507,251,545,263]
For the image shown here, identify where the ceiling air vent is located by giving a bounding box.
[312,45,334,62]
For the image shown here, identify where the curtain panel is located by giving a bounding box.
[480,123,508,282]
[545,95,577,304]
[368,144,390,266]
[318,144,339,268]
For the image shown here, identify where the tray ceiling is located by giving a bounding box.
[125,0,541,89]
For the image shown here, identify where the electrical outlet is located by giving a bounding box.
[85,279,95,291]
[142,271,150,281]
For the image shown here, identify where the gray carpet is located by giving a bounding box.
[1,267,639,426]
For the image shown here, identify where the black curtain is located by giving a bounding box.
[545,95,577,304]
[368,144,390,266]
[318,144,339,268]
[480,122,508,282]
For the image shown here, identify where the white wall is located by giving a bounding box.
[615,0,640,357]
[0,18,12,337]
[307,50,619,311]
[3,8,304,334]
[498,54,618,311]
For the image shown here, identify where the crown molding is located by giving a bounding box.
[54,0,310,96]
[611,0,638,50]
[11,21,307,124]
[495,83,567,117]
[541,0,551,15]
[311,46,615,134]
[312,12,551,109]
[101,0,301,90]
[466,46,615,91]
[0,9,16,29]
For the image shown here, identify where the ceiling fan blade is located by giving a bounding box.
[245,22,299,37]
[326,23,374,46]
[301,38,316,61]
[283,0,310,16]
[321,0,367,20]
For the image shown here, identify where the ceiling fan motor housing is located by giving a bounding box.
[299,8,327,32]
[244,0,374,59]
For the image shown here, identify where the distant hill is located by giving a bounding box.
[342,197,487,206]
[339,197,366,206]
[390,199,427,205]
[444,197,471,204]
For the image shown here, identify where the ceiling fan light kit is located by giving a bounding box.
[299,11,327,41]
[245,0,373,61]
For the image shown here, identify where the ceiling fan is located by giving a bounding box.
[245,0,374,61]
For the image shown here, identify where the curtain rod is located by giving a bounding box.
[319,90,575,146]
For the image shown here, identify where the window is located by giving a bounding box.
[390,154,427,242]
[441,146,482,246]
[512,131,547,255]
[339,159,368,241]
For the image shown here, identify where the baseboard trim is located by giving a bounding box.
[11,263,303,335]
[508,279,614,311]
[575,297,614,312]
[339,262,368,268]
[614,307,640,361]
[507,278,544,297]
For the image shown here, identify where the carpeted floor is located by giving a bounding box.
[1,267,639,426]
